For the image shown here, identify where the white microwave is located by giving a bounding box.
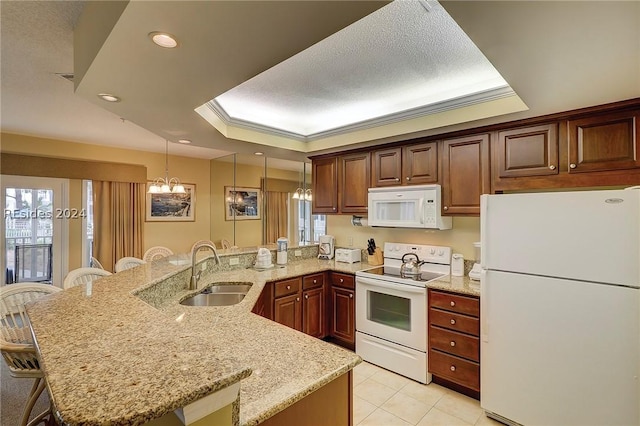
[367,184,452,230]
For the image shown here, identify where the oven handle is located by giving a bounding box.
[356,276,426,294]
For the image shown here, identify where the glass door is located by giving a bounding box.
[2,176,68,287]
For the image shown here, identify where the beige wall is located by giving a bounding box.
[327,215,481,260]
[1,133,211,260]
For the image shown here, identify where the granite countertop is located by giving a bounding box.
[26,254,479,426]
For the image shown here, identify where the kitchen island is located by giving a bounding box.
[26,250,479,425]
[26,254,365,426]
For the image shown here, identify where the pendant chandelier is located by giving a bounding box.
[292,188,312,201]
[148,140,185,194]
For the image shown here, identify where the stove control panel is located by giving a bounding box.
[383,242,452,265]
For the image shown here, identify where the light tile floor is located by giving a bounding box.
[353,361,502,426]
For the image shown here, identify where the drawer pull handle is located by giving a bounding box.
[450,365,456,372]
[450,341,456,347]
[450,301,456,307]
[450,319,456,325]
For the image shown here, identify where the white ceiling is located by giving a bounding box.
[2,1,639,162]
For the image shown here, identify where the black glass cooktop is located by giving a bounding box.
[359,266,445,282]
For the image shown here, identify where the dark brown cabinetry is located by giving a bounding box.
[495,123,559,178]
[302,273,326,338]
[271,274,327,338]
[428,289,480,399]
[329,272,355,350]
[339,152,370,214]
[441,134,490,216]
[371,142,438,187]
[567,110,640,173]
[312,157,338,214]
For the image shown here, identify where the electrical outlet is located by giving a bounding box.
[229,257,240,265]
[348,237,353,247]
[294,250,302,257]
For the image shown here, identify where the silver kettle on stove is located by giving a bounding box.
[400,253,425,278]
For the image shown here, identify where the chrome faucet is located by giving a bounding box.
[190,242,221,290]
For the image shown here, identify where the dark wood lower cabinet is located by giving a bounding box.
[274,293,302,332]
[302,286,326,338]
[255,271,356,350]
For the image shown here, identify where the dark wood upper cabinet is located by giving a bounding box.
[371,147,402,186]
[495,124,559,178]
[402,142,438,184]
[567,110,640,173]
[339,152,370,213]
[312,157,338,214]
[441,134,490,216]
[372,142,438,187]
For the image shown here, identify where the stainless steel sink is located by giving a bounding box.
[180,283,252,306]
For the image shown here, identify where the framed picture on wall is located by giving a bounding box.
[225,186,261,221]
[146,183,196,222]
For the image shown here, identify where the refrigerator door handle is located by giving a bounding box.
[480,269,489,342]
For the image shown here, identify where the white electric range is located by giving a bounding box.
[355,242,451,383]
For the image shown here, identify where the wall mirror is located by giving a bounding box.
[209,154,323,250]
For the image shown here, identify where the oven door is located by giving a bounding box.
[356,275,427,351]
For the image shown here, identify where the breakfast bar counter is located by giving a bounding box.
[26,255,365,426]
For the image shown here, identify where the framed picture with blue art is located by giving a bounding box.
[146,183,196,222]
[225,186,261,221]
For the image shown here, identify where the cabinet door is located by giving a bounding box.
[274,293,302,331]
[330,286,355,345]
[442,134,490,215]
[496,124,559,178]
[403,142,438,185]
[303,286,326,338]
[251,283,273,320]
[371,148,402,186]
[312,157,338,214]
[339,153,370,213]
[568,110,640,173]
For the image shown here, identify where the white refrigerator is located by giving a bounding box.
[480,188,640,426]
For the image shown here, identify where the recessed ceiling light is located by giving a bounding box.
[149,32,178,48]
[98,93,120,102]
[177,139,192,144]
[254,152,264,156]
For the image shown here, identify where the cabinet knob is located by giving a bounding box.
[313,279,317,284]
[450,301,456,307]
[296,297,300,302]
[340,278,344,283]
[406,177,410,181]
[450,319,456,325]
[570,163,577,169]
[333,207,336,211]
[395,178,400,182]
[450,365,456,372]
[549,165,556,170]
[349,293,353,298]
[443,206,449,211]
[305,294,309,299]
[450,341,456,347]
[286,285,291,290]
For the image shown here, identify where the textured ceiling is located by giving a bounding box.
[211,0,513,139]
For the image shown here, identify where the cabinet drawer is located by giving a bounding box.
[274,278,301,298]
[331,272,354,290]
[429,308,479,336]
[429,326,479,362]
[429,290,479,317]
[303,273,325,290]
[429,350,479,391]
